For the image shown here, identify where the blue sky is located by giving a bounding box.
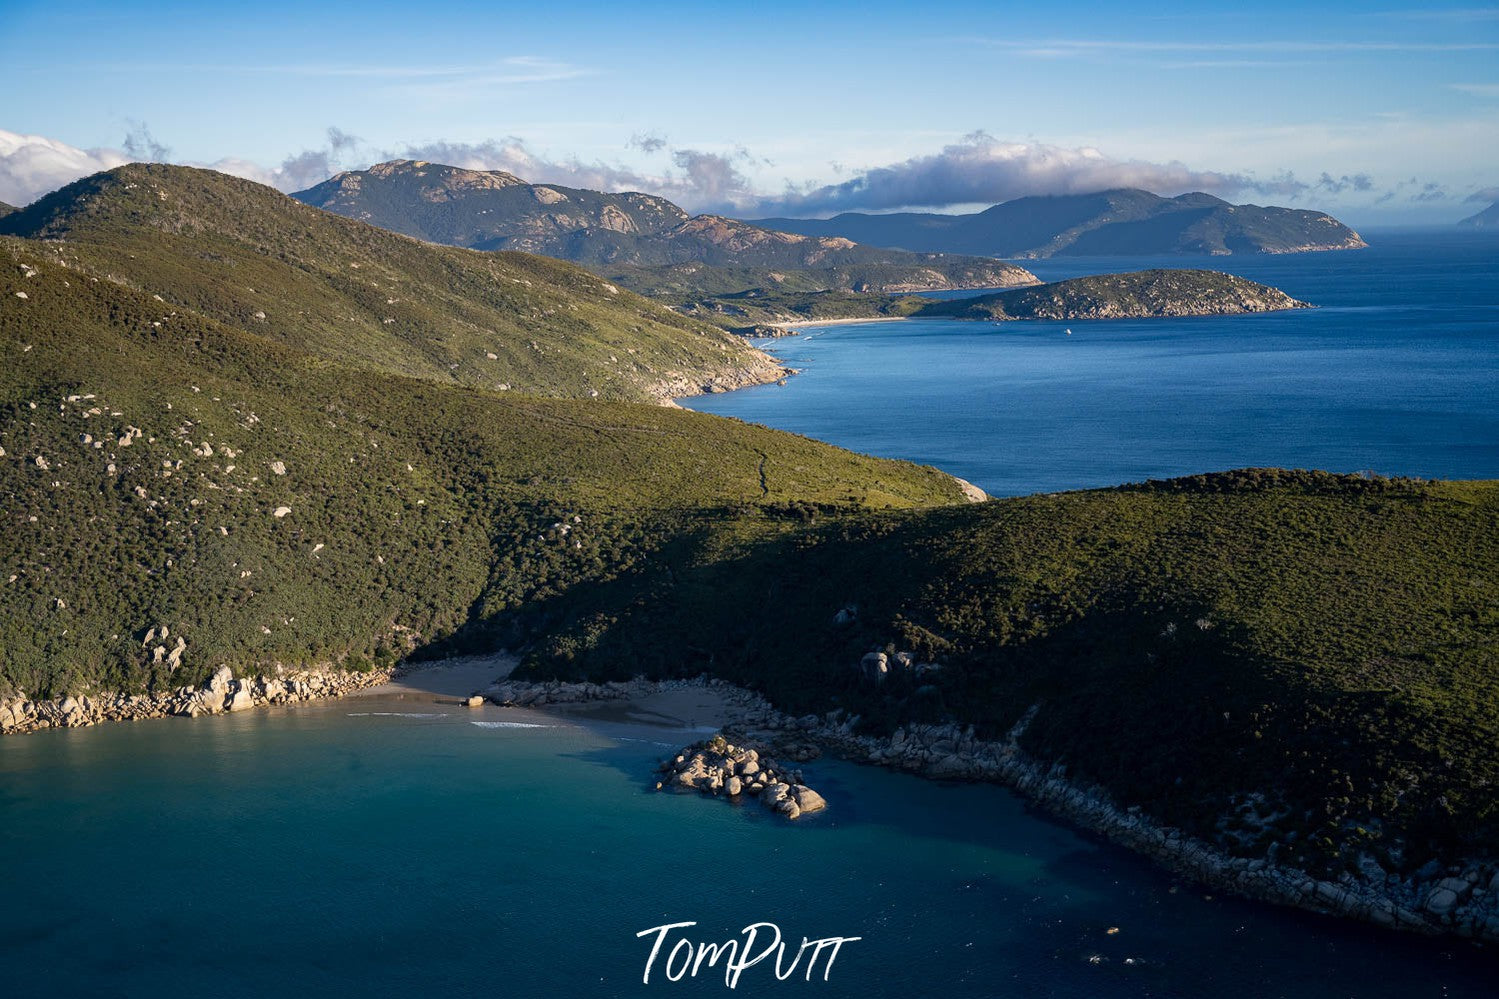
[1,0,1496,224]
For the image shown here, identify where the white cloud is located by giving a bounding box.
[744,133,1252,216]
[0,130,130,207]
[385,137,758,211]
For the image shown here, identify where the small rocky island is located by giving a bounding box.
[917,269,1311,321]
[656,734,827,820]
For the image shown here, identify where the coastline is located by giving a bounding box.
[765,315,917,331]
[8,656,1496,946]
[648,354,791,405]
[492,674,1499,947]
[0,663,396,734]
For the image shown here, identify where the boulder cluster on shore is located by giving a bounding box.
[0,664,390,734]
[655,734,827,820]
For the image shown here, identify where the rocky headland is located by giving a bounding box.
[917,269,1311,322]
[481,673,1499,945]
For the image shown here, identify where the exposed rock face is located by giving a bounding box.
[655,734,825,820]
[648,355,790,404]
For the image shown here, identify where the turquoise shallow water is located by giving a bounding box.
[2,695,1494,998]
[685,231,1499,496]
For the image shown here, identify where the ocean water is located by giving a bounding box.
[3,697,1495,998]
[685,230,1499,496]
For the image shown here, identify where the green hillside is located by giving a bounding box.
[0,235,966,699]
[0,164,783,403]
[519,469,1499,873]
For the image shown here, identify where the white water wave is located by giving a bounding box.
[470,720,558,729]
[345,711,448,719]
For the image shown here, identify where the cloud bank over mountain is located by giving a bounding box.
[0,125,1463,222]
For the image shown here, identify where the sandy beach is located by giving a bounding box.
[536,684,736,730]
[765,315,914,331]
[352,652,519,701]
[354,654,741,732]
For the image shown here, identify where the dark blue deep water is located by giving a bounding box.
[686,231,1499,496]
[3,697,1495,998]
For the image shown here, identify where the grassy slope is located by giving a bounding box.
[0,236,965,698]
[519,469,1498,872]
[0,164,779,403]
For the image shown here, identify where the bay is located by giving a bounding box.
[684,230,1499,497]
[2,697,1494,998]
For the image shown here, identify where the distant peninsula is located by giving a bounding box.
[916,269,1311,321]
[666,269,1312,332]
[751,189,1367,258]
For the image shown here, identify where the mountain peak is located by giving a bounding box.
[0,162,313,242]
[360,158,528,188]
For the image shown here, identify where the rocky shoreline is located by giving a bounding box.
[651,355,791,405]
[0,664,392,734]
[483,674,1499,946]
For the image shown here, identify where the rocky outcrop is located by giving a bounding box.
[655,734,826,820]
[650,356,791,404]
[0,665,391,734]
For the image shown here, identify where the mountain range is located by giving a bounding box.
[752,189,1367,258]
[294,161,1037,294]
